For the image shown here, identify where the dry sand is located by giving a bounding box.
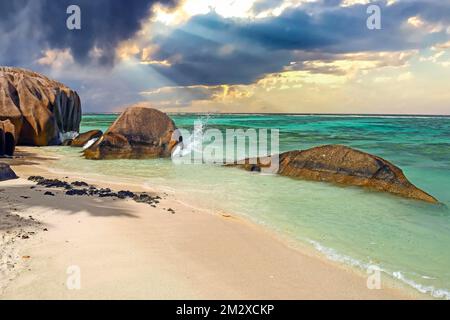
[0,148,421,299]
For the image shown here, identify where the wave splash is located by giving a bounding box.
[171,114,211,161]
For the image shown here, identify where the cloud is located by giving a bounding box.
[37,49,74,69]
[239,1,450,52]
[139,0,450,88]
[0,0,179,67]
[1,0,449,113]
[0,1,44,66]
[140,85,225,106]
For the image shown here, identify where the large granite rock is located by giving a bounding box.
[0,119,16,157]
[231,145,438,203]
[0,163,17,181]
[0,67,81,146]
[84,106,181,160]
[71,130,103,148]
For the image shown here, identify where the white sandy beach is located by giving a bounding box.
[0,148,421,300]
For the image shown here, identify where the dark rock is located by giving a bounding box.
[27,174,162,206]
[87,186,99,196]
[98,191,118,198]
[0,163,18,181]
[84,106,181,160]
[44,191,55,196]
[28,176,73,189]
[230,145,438,203]
[71,181,89,187]
[31,177,71,189]
[65,189,88,196]
[117,190,135,199]
[62,139,73,146]
[0,67,82,146]
[71,130,103,147]
[0,119,17,157]
[133,193,160,205]
[28,176,45,182]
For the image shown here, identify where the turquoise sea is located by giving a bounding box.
[41,114,450,298]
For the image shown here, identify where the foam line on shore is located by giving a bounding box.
[308,239,450,300]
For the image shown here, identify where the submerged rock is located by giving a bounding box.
[0,163,18,181]
[230,145,438,203]
[0,119,16,156]
[0,67,81,146]
[84,106,182,160]
[71,130,103,148]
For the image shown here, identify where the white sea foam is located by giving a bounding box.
[393,271,450,300]
[83,137,99,150]
[171,115,211,161]
[308,239,375,271]
[308,239,450,300]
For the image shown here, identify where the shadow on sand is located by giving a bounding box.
[0,183,139,230]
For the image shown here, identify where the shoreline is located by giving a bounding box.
[0,147,423,299]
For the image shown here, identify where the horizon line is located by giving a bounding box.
[81,112,450,117]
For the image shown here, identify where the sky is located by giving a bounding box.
[0,0,449,114]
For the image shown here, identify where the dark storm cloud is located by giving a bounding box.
[150,23,292,86]
[149,0,450,86]
[0,1,43,66]
[0,0,178,66]
[243,0,450,53]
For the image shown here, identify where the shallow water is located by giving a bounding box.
[42,114,450,298]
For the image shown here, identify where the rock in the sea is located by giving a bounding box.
[0,119,16,156]
[61,139,73,146]
[0,163,18,181]
[71,130,103,147]
[0,67,81,146]
[231,145,438,203]
[84,106,182,160]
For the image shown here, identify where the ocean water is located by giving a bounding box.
[42,114,450,298]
